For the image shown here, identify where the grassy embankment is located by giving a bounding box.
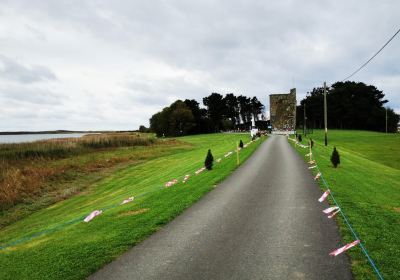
[290,130,400,280]
[0,133,264,280]
[0,133,187,227]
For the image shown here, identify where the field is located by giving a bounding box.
[291,130,400,280]
[0,133,263,280]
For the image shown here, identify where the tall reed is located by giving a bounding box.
[0,133,157,211]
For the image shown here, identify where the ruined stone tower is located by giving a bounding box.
[269,88,296,132]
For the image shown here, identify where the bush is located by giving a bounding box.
[239,140,244,148]
[298,134,302,142]
[204,149,214,170]
[310,138,314,149]
[331,146,340,168]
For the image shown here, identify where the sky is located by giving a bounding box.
[0,0,399,131]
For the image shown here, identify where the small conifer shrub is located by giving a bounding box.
[239,140,244,148]
[331,146,340,168]
[204,149,214,170]
[310,138,314,149]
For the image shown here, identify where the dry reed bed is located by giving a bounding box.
[0,134,157,211]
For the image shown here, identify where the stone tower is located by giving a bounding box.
[269,88,296,132]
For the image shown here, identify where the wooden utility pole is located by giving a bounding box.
[324,82,328,146]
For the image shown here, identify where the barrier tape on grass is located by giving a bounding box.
[0,138,261,251]
[291,137,385,280]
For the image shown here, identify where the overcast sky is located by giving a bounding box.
[0,0,399,131]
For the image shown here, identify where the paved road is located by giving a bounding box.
[89,135,351,280]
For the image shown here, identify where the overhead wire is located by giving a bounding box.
[341,27,400,82]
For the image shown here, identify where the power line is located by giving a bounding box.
[341,27,400,82]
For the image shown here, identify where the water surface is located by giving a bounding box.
[0,133,89,144]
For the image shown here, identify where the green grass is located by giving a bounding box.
[0,133,263,280]
[0,140,191,227]
[291,130,400,280]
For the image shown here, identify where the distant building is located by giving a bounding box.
[269,88,297,133]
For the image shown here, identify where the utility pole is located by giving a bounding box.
[385,107,388,133]
[324,82,328,146]
[303,103,307,136]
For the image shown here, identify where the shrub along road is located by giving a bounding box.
[90,135,351,280]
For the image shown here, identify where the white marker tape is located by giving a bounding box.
[182,174,190,183]
[318,189,330,202]
[328,209,340,219]
[308,165,317,169]
[305,152,312,157]
[121,197,134,205]
[314,172,321,180]
[195,167,206,175]
[308,160,316,165]
[84,210,102,222]
[165,179,178,187]
[323,206,339,214]
[224,151,233,157]
[216,158,222,163]
[329,240,360,256]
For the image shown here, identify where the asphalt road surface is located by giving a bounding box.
[89,135,351,280]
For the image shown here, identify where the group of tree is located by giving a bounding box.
[297,81,399,133]
[148,93,266,137]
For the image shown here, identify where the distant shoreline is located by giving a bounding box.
[0,130,135,135]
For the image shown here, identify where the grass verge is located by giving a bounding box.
[0,135,189,227]
[290,130,400,280]
[0,133,264,280]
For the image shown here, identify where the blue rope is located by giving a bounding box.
[309,144,385,280]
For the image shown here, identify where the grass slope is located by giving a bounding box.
[291,130,400,280]
[0,133,263,280]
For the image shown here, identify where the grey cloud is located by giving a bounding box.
[0,84,63,105]
[0,55,57,84]
[0,0,399,130]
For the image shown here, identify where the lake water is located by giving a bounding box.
[0,133,90,144]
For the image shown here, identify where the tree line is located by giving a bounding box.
[148,93,265,137]
[296,81,399,133]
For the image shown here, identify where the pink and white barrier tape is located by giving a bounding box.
[165,179,178,187]
[323,206,339,214]
[84,210,102,222]
[318,189,330,202]
[182,174,190,183]
[121,197,134,205]
[328,209,340,219]
[329,240,360,256]
[195,167,206,175]
[224,151,233,157]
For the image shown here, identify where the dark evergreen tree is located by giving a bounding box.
[250,96,264,121]
[331,147,340,168]
[298,134,302,142]
[224,93,240,128]
[239,140,244,148]
[310,138,314,149]
[203,93,226,132]
[204,149,214,170]
[237,95,252,124]
[297,81,399,132]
